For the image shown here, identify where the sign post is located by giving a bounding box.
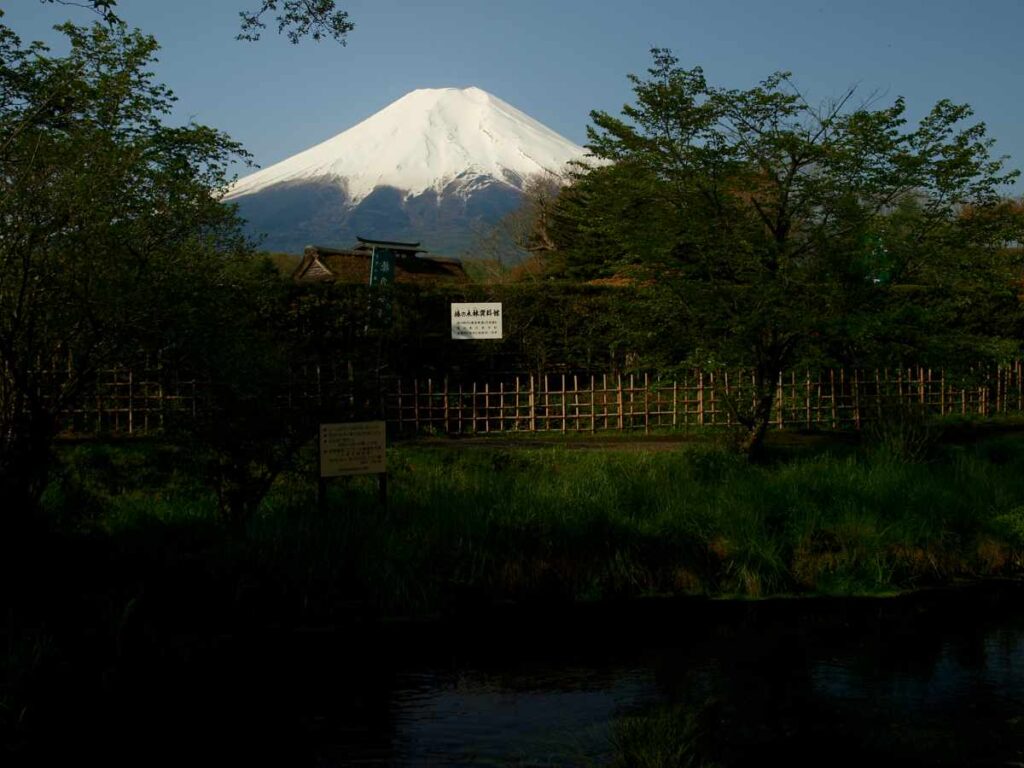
[318,421,388,509]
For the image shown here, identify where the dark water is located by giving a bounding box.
[28,584,1024,766]
[297,584,1024,766]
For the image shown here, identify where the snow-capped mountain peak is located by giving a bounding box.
[226,86,586,203]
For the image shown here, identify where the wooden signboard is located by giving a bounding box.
[319,421,386,477]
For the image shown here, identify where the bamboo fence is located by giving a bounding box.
[52,363,202,436]
[49,358,360,436]
[386,365,1024,436]
[52,362,1024,437]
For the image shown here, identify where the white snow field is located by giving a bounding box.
[226,87,588,203]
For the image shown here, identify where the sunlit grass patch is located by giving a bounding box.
[43,432,1024,614]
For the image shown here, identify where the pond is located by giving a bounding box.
[294,583,1024,766]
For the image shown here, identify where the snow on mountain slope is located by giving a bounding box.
[226,87,587,203]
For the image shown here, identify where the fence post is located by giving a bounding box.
[805,371,812,429]
[723,372,732,427]
[472,381,478,433]
[644,373,650,435]
[515,376,522,431]
[560,374,567,433]
[698,371,705,427]
[590,375,597,433]
[602,374,608,430]
[997,365,1004,414]
[514,379,519,429]
[542,373,549,432]
[790,372,796,429]
[500,381,506,431]
[128,368,134,435]
[573,375,580,432]
[427,378,434,431]
[457,383,464,433]
[629,374,635,430]
[709,372,717,426]
[529,376,536,432]
[617,375,624,431]
[444,377,450,434]
[775,371,783,428]
[827,370,835,428]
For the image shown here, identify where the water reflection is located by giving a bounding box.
[391,668,656,765]
[313,585,1024,766]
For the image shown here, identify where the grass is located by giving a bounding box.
[38,431,1024,618]
[609,702,722,768]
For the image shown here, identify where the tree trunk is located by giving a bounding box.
[737,391,774,459]
[216,459,279,534]
[735,368,778,460]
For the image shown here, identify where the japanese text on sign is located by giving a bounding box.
[451,302,503,340]
[320,421,386,477]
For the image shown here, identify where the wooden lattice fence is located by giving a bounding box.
[51,359,353,437]
[386,364,1024,435]
[50,362,1024,437]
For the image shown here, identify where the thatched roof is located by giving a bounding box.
[293,242,468,285]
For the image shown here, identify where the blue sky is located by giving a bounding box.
[4,0,1023,189]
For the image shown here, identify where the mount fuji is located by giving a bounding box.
[226,87,588,256]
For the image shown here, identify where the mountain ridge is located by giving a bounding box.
[226,87,588,255]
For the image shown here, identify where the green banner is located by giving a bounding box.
[369,247,395,287]
[369,246,395,325]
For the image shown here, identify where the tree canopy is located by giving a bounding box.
[551,49,1024,453]
[0,18,251,512]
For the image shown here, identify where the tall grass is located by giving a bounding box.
[44,435,1024,617]
[609,701,722,768]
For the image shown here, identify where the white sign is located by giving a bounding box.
[320,421,386,477]
[451,302,503,340]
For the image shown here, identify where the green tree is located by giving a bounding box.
[561,49,1024,455]
[174,257,322,530]
[0,18,248,517]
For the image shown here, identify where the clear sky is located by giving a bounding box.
[4,0,1023,189]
